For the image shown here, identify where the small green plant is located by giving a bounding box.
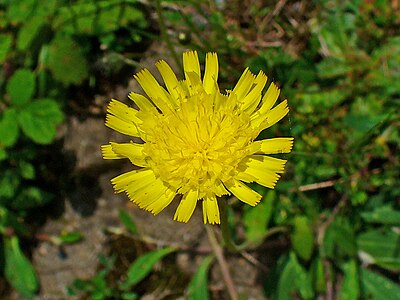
[0,0,150,297]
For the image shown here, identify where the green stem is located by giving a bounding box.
[220,199,239,252]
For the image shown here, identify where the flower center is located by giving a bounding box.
[142,91,257,198]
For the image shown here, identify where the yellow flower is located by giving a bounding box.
[102,51,293,224]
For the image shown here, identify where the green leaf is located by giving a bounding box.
[119,209,138,235]
[0,34,12,63]
[18,98,63,144]
[12,187,53,210]
[291,216,314,261]
[339,260,359,300]
[361,206,400,225]
[0,108,19,147]
[6,69,36,105]
[19,161,35,180]
[243,190,275,245]
[121,292,138,300]
[17,16,45,51]
[121,247,175,290]
[6,0,35,23]
[58,232,83,244]
[0,170,20,199]
[187,256,214,300]
[360,268,400,300]
[4,236,39,298]
[357,229,400,271]
[0,148,6,161]
[322,218,357,258]
[310,255,326,293]
[47,35,89,85]
[276,252,314,300]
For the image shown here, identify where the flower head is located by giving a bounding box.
[102,51,293,224]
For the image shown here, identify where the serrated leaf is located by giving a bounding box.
[119,209,138,234]
[18,98,63,144]
[291,216,314,261]
[4,236,39,298]
[0,34,12,63]
[357,229,400,271]
[17,16,45,51]
[47,35,88,85]
[0,108,19,147]
[187,256,214,300]
[340,260,359,300]
[243,190,275,245]
[361,206,400,225]
[360,268,400,300]
[6,69,36,105]
[12,187,53,210]
[121,247,175,290]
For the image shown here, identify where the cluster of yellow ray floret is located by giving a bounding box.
[102,51,293,224]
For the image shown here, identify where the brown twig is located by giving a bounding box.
[206,225,239,300]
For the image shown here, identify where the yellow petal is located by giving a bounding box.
[251,99,289,130]
[129,178,169,210]
[249,137,294,154]
[258,82,280,114]
[134,69,173,112]
[242,155,287,173]
[107,99,141,124]
[155,60,181,105]
[231,68,256,100]
[238,167,280,189]
[110,142,147,167]
[174,190,199,223]
[241,71,267,113]
[202,196,220,224]
[225,179,262,206]
[106,114,139,136]
[147,187,176,215]
[203,52,219,94]
[183,51,201,79]
[101,144,122,159]
[111,168,153,193]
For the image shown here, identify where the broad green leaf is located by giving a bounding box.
[17,16,45,51]
[4,236,39,298]
[6,69,35,105]
[340,260,359,300]
[18,98,63,144]
[0,108,19,147]
[47,35,89,85]
[361,206,400,225]
[291,216,314,261]
[119,209,138,234]
[357,229,400,271]
[243,190,275,245]
[187,256,214,300]
[12,187,53,210]
[121,247,175,290]
[360,268,400,300]
[0,34,12,63]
